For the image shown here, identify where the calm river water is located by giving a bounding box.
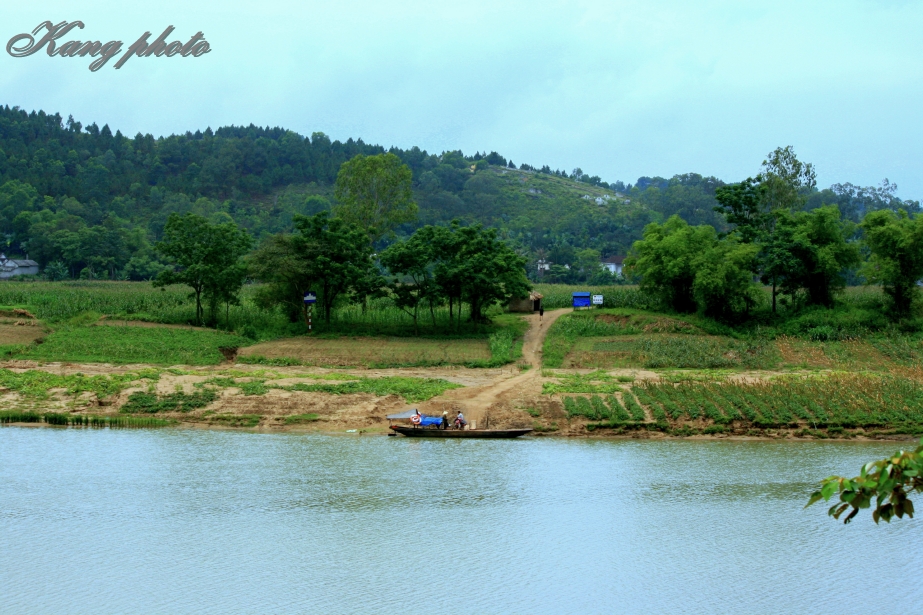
[1,428,920,614]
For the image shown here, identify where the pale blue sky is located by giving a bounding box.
[3,0,922,195]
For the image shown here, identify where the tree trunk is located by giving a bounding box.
[772,278,777,314]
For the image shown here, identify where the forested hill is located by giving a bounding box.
[0,105,918,280]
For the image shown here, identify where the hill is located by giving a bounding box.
[0,104,919,281]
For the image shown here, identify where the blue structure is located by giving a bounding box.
[572,292,591,308]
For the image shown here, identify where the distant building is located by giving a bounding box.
[536,259,551,276]
[600,255,625,277]
[0,254,39,279]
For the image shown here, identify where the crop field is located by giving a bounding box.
[568,335,778,369]
[532,284,655,310]
[629,374,923,429]
[554,373,923,435]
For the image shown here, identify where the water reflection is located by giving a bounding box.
[1,429,919,614]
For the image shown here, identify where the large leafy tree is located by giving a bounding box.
[154,213,252,326]
[692,238,760,321]
[626,216,717,313]
[250,212,374,325]
[450,224,530,323]
[333,153,417,243]
[776,206,859,307]
[379,226,443,334]
[715,147,818,313]
[861,209,923,317]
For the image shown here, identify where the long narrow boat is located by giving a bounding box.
[389,426,533,439]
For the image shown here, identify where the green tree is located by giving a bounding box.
[778,206,859,307]
[380,226,444,333]
[626,216,716,313]
[451,223,530,323]
[861,209,923,317]
[249,233,315,326]
[808,439,922,524]
[154,213,252,326]
[333,153,417,243]
[692,238,760,321]
[250,212,374,325]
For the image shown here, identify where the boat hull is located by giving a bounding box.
[390,426,532,438]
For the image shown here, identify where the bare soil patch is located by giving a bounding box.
[0,323,45,346]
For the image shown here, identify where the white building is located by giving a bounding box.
[600,255,625,276]
[0,254,39,279]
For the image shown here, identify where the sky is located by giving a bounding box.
[2,0,923,196]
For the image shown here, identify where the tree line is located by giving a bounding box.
[628,147,923,321]
[154,153,529,329]
[1,105,919,283]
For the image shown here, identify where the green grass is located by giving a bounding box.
[0,410,172,427]
[22,326,251,365]
[282,376,461,402]
[208,414,261,427]
[284,413,319,424]
[543,310,777,369]
[542,371,624,394]
[0,368,151,399]
[120,390,217,413]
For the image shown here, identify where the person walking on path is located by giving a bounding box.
[539,306,544,324]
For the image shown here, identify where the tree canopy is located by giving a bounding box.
[153,213,252,326]
[333,153,417,242]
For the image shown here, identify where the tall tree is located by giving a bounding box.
[154,213,252,326]
[861,209,923,317]
[249,212,374,325]
[333,153,417,243]
[626,216,716,313]
[380,226,442,334]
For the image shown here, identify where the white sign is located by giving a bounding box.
[303,291,317,304]
[592,294,604,305]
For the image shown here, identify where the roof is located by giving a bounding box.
[602,255,625,265]
[572,292,591,297]
[13,260,38,267]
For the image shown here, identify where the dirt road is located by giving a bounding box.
[416,308,570,426]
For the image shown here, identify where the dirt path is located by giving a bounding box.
[417,308,570,425]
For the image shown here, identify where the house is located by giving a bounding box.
[0,254,39,279]
[600,255,625,277]
[536,259,551,275]
[509,291,543,313]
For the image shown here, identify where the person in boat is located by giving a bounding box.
[411,409,422,427]
[441,411,449,430]
[454,411,467,429]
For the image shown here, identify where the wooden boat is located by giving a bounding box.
[389,425,533,439]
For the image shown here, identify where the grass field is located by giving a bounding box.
[0,282,529,367]
[22,326,250,365]
[240,336,491,367]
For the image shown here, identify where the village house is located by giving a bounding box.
[0,254,39,279]
[600,255,625,277]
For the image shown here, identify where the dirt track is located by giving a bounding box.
[413,308,569,428]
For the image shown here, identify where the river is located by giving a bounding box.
[1,428,919,614]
